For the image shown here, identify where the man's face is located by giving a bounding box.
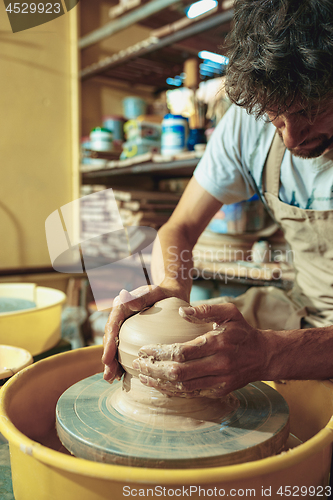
[266,104,333,159]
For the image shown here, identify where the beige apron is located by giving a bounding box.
[198,133,333,331]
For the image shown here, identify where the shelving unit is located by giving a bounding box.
[79,0,233,176]
[81,155,199,186]
[80,8,233,86]
[78,3,292,290]
[79,0,226,188]
[79,0,233,89]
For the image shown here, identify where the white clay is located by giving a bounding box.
[118,297,214,375]
[111,297,239,429]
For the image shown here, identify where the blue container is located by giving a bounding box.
[161,114,187,156]
[187,128,206,151]
[103,115,125,142]
[122,97,147,120]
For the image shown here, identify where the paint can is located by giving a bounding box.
[161,114,187,156]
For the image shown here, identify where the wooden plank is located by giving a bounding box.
[113,189,181,202]
[80,9,234,80]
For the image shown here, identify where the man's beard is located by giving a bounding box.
[277,130,333,158]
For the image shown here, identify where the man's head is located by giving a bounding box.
[267,105,333,158]
[225,0,333,157]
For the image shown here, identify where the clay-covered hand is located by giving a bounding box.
[132,303,270,397]
[102,284,187,383]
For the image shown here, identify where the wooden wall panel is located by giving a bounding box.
[0,4,79,269]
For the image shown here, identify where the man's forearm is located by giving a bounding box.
[265,325,333,380]
[150,176,223,301]
[151,221,197,301]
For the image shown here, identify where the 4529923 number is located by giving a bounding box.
[6,3,61,14]
[276,485,331,496]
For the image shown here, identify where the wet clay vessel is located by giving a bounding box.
[113,296,233,427]
[118,296,214,376]
[56,297,290,468]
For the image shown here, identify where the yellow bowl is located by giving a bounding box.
[0,283,66,356]
[0,345,333,500]
[0,345,33,381]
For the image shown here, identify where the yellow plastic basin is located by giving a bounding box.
[0,345,33,381]
[0,283,66,356]
[0,345,333,500]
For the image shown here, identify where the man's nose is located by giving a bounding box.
[276,116,310,149]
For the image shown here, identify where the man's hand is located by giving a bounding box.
[102,283,188,383]
[132,303,271,397]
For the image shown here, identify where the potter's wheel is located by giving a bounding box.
[56,373,290,468]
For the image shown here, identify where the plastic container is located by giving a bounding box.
[1,345,333,500]
[124,119,161,142]
[0,345,33,383]
[0,283,66,356]
[187,128,206,151]
[161,114,187,156]
[122,96,147,120]
[102,116,125,142]
[89,127,113,153]
[120,138,160,159]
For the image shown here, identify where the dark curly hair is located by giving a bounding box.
[224,0,333,119]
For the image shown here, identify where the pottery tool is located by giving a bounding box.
[124,226,151,287]
[56,298,290,469]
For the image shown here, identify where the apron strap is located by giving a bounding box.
[263,132,286,197]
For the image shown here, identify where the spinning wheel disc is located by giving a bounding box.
[56,374,289,468]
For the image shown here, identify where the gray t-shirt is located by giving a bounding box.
[194,104,333,210]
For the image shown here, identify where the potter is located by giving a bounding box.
[103,0,333,398]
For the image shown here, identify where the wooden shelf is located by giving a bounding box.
[80,8,233,87]
[79,0,189,50]
[81,156,199,183]
[81,157,198,177]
